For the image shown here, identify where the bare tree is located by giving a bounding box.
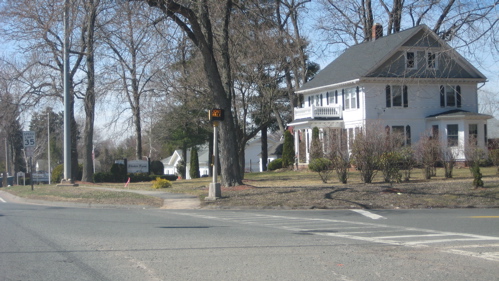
[324,128,349,184]
[100,1,167,161]
[350,122,387,183]
[414,131,441,179]
[0,0,97,181]
[316,0,499,60]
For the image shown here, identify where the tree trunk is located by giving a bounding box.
[261,126,268,172]
[141,0,243,187]
[81,0,98,182]
[133,103,142,160]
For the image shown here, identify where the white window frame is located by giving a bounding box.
[440,85,461,108]
[386,85,408,108]
[427,51,438,69]
[406,51,416,69]
[344,88,356,110]
[447,124,459,147]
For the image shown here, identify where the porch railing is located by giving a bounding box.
[294,105,342,120]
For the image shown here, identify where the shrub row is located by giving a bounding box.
[93,172,177,183]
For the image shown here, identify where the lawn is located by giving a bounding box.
[1,166,498,209]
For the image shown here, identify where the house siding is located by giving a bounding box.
[291,25,488,164]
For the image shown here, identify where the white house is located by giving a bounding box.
[161,135,282,177]
[161,147,210,179]
[289,24,491,163]
[244,134,282,172]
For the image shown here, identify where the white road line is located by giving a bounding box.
[0,196,6,203]
[351,209,387,220]
[172,211,499,262]
[443,249,499,262]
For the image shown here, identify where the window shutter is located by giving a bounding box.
[342,89,345,110]
[320,94,323,106]
[356,87,360,108]
[406,125,411,145]
[403,86,408,108]
[440,85,445,107]
[326,92,329,105]
[335,90,338,104]
[456,86,462,108]
[386,85,391,108]
[308,96,311,107]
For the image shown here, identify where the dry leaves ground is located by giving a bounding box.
[199,167,499,209]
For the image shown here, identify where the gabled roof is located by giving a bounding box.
[298,25,486,94]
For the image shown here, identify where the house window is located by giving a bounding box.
[432,125,439,140]
[348,128,354,146]
[427,52,437,69]
[316,94,322,106]
[344,88,357,110]
[447,124,459,147]
[386,85,408,108]
[440,85,462,108]
[406,51,416,69]
[391,125,411,146]
[469,124,478,144]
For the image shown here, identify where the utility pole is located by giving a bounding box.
[59,0,76,186]
[47,111,51,184]
[4,138,8,177]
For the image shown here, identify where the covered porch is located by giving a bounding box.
[288,119,344,165]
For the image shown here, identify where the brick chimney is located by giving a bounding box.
[372,23,383,41]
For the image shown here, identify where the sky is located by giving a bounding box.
[1,2,498,140]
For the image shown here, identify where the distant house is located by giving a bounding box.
[289,24,490,163]
[244,134,282,172]
[161,135,282,178]
[161,147,210,179]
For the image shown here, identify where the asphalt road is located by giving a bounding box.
[0,199,498,280]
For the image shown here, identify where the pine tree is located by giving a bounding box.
[189,147,200,179]
[282,131,295,168]
[310,127,322,161]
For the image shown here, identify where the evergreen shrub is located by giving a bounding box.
[51,164,64,183]
[150,160,164,175]
[282,131,295,167]
[309,158,333,183]
[268,158,283,171]
[110,163,127,182]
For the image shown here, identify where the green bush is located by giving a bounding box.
[268,158,283,171]
[127,173,148,182]
[51,164,64,183]
[151,174,178,181]
[50,163,83,183]
[93,172,115,183]
[150,160,164,175]
[309,158,333,183]
[151,177,172,189]
[110,163,127,182]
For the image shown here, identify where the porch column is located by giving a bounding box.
[294,129,300,167]
[306,129,310,163]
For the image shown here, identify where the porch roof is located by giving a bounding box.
[288,118,344,129]
[426,109,492,120]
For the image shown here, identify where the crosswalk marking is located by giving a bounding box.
[172,211,499,262]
